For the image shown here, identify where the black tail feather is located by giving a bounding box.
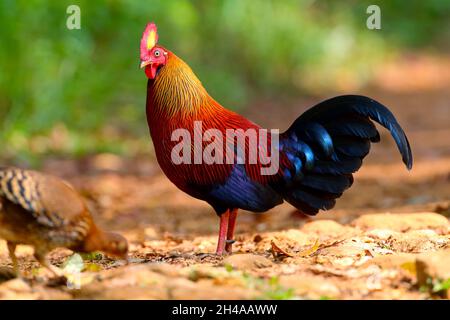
[277,95,413,215]
[300,173,352,194]
[326,114,380,141]
[333,136,371,158]
[289,95,413,169]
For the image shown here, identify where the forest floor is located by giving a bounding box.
[0,55,449,300]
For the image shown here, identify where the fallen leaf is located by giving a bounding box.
[297,239,320,257]
[84,263,103,272]
[400,261,417,276]
[364,249,374,257]
[271,241,293,258]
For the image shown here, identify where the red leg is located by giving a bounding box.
[225,209,238,253]
[216,210,230,255]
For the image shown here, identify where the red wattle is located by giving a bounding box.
[145,64,158,79]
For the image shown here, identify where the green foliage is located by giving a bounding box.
[0,0,448,160]
[260,276,296,300]
[224,263,234,273]
[432,278,450,294]
[79,252,104,261]
[241,273,296,300]
[420,276,450,299]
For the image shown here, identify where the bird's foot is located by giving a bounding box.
[225,239,236,254]
[216,241,236,255]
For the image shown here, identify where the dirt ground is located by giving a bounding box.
[0,56,449,300]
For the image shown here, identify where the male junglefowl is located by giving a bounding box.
[0,167,128,276]
[140,23,412,255]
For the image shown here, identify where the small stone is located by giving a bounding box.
[144,227,159,240]
[0,279,37,300]
[363,253,416,270]
[319,242,367,258]
[222,254,273,270]
[253,234,263,243]
[352,213,449,233]
[147,262,181,277]
[278,274,340,299]
[387,230,448,253]
[91,153,124,171]
[365,229,397,240]
[301,220,354,239]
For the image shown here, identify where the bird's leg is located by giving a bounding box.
[34,252,64,278]
[225,209,238,253]
[7,242,19,277]
[216,210,230,255]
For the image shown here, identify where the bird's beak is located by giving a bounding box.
[140,59,152,69]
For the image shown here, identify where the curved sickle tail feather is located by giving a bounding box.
[276,95,413,215]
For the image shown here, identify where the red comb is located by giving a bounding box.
[140,22,158,60]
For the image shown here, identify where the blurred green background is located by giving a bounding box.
[0,0,448,163]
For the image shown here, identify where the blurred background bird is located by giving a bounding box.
[140,23,413,255]
[0,167,128,277]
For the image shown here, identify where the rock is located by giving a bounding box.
[169,278,255,300]
[364,253,416,270]
[318,243,367,258]
[76,262,257,300]
[315,242,369,269]
[365,229,397,240]
[92,286,168,300]
[0,279,37,300]
[281,229,311,243]
[75,265,170,299]
[91,153,124,172]
[147,262,181,277]
[416,249,450,288]
[352,213,449,233]
[222,254,273,270]
[278,274,340,299]
[256,229,312,252]
[386,230,448,253]
[301,220,355,239]
[144,227,159,240]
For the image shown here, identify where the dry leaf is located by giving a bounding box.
[270,240,293,258]
[364,249,374,257]
[298,239,320,257]
[400,262,417,276]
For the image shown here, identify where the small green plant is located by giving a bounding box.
[224,263,234,273]
[432,278,450,294]
[256,276,296,300]
[79,252,104,261]
[420,277,450,298]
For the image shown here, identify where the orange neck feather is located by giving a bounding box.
[148,51,224,120]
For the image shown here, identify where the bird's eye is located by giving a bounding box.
[154,50,160,57]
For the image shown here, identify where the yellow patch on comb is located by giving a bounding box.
[147,30,157,50]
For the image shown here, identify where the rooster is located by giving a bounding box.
[139,23,413,255]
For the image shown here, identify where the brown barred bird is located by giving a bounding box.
[0,167,128,276]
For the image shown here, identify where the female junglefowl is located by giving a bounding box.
[0,167,128,276]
